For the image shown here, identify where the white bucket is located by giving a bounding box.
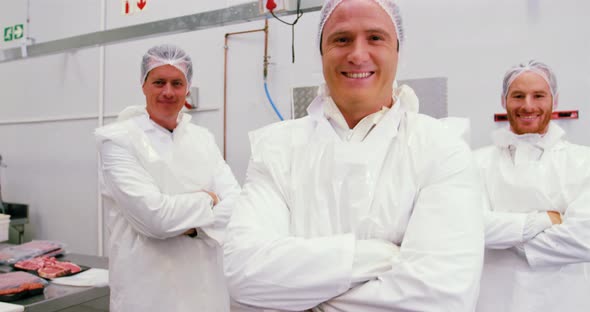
[0,213,10,242]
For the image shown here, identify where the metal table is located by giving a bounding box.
[0,252,109,312]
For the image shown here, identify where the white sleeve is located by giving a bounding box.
[479,159,552,249]
[484,209,527,249]
[199,134,241,244]
[479,166,527,249]
[350,240,400,286]
[318,140,485,312]
[224,158,357,311]
[523,187,590,268]
[100,140,215,239]
[484,209,552,249]
[523,212,553,240]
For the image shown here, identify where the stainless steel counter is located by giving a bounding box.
[0,250,109,312]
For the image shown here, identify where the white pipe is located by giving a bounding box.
[97,0,107,257]
[0,114,117,126]
[21,0,32,57]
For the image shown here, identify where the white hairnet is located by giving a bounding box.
[318,0,404,53]
[140,44,193,94]
[501,60,558,109]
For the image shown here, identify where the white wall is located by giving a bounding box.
[0,0,588,255]
[396,0,590,148]
[28,0,102,43]
[106,0,253,29]
[0,1,101,254]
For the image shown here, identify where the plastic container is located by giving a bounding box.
[0,214,10,242]
[0,271,48,302]
[0,240,65,265]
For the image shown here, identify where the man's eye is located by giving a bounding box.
[153,81,164,85]
[335,37,349,43]
[369,35,383,41]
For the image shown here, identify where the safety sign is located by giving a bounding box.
[3,24,24,42]
[122,0,148,15]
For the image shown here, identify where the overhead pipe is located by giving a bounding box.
[223,19,269,159]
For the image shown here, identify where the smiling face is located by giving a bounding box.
[320,0,398,124]
[142,65,188,130]
[505,71,553,135]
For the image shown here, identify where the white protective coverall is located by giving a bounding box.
[224,91,484,312]
[475,123,590,312]
[95,106,240,312]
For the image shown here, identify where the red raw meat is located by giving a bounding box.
[14,257,46,271]
[14,256,83,278]
[14,256,57,271]
[38,266,70,279]
[55,261,81,274]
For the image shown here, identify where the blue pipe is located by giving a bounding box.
[264,80,284,121]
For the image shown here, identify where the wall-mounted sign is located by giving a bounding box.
[122,0,148,15]
[494,110,579,122]
[3,24,24,42]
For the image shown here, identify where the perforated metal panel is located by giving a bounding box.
[290,77,448,119]
[291,86,319,119]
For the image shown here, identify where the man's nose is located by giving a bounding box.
[523,95,535,109]
[162,83,174,97]
[347,40,369,65]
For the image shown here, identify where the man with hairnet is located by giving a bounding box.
[475,60,590,312]
[224,0,484,311]
[95,44,240,312]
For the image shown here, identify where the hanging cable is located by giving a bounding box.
[266,0,303,63]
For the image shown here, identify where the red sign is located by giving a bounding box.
[494,110,579,122]
[122,0,147,15]
[137,0,147,10]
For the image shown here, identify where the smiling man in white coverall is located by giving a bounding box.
[223,1,484,311]
[95,44,240,312]
[475,60,590,312]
